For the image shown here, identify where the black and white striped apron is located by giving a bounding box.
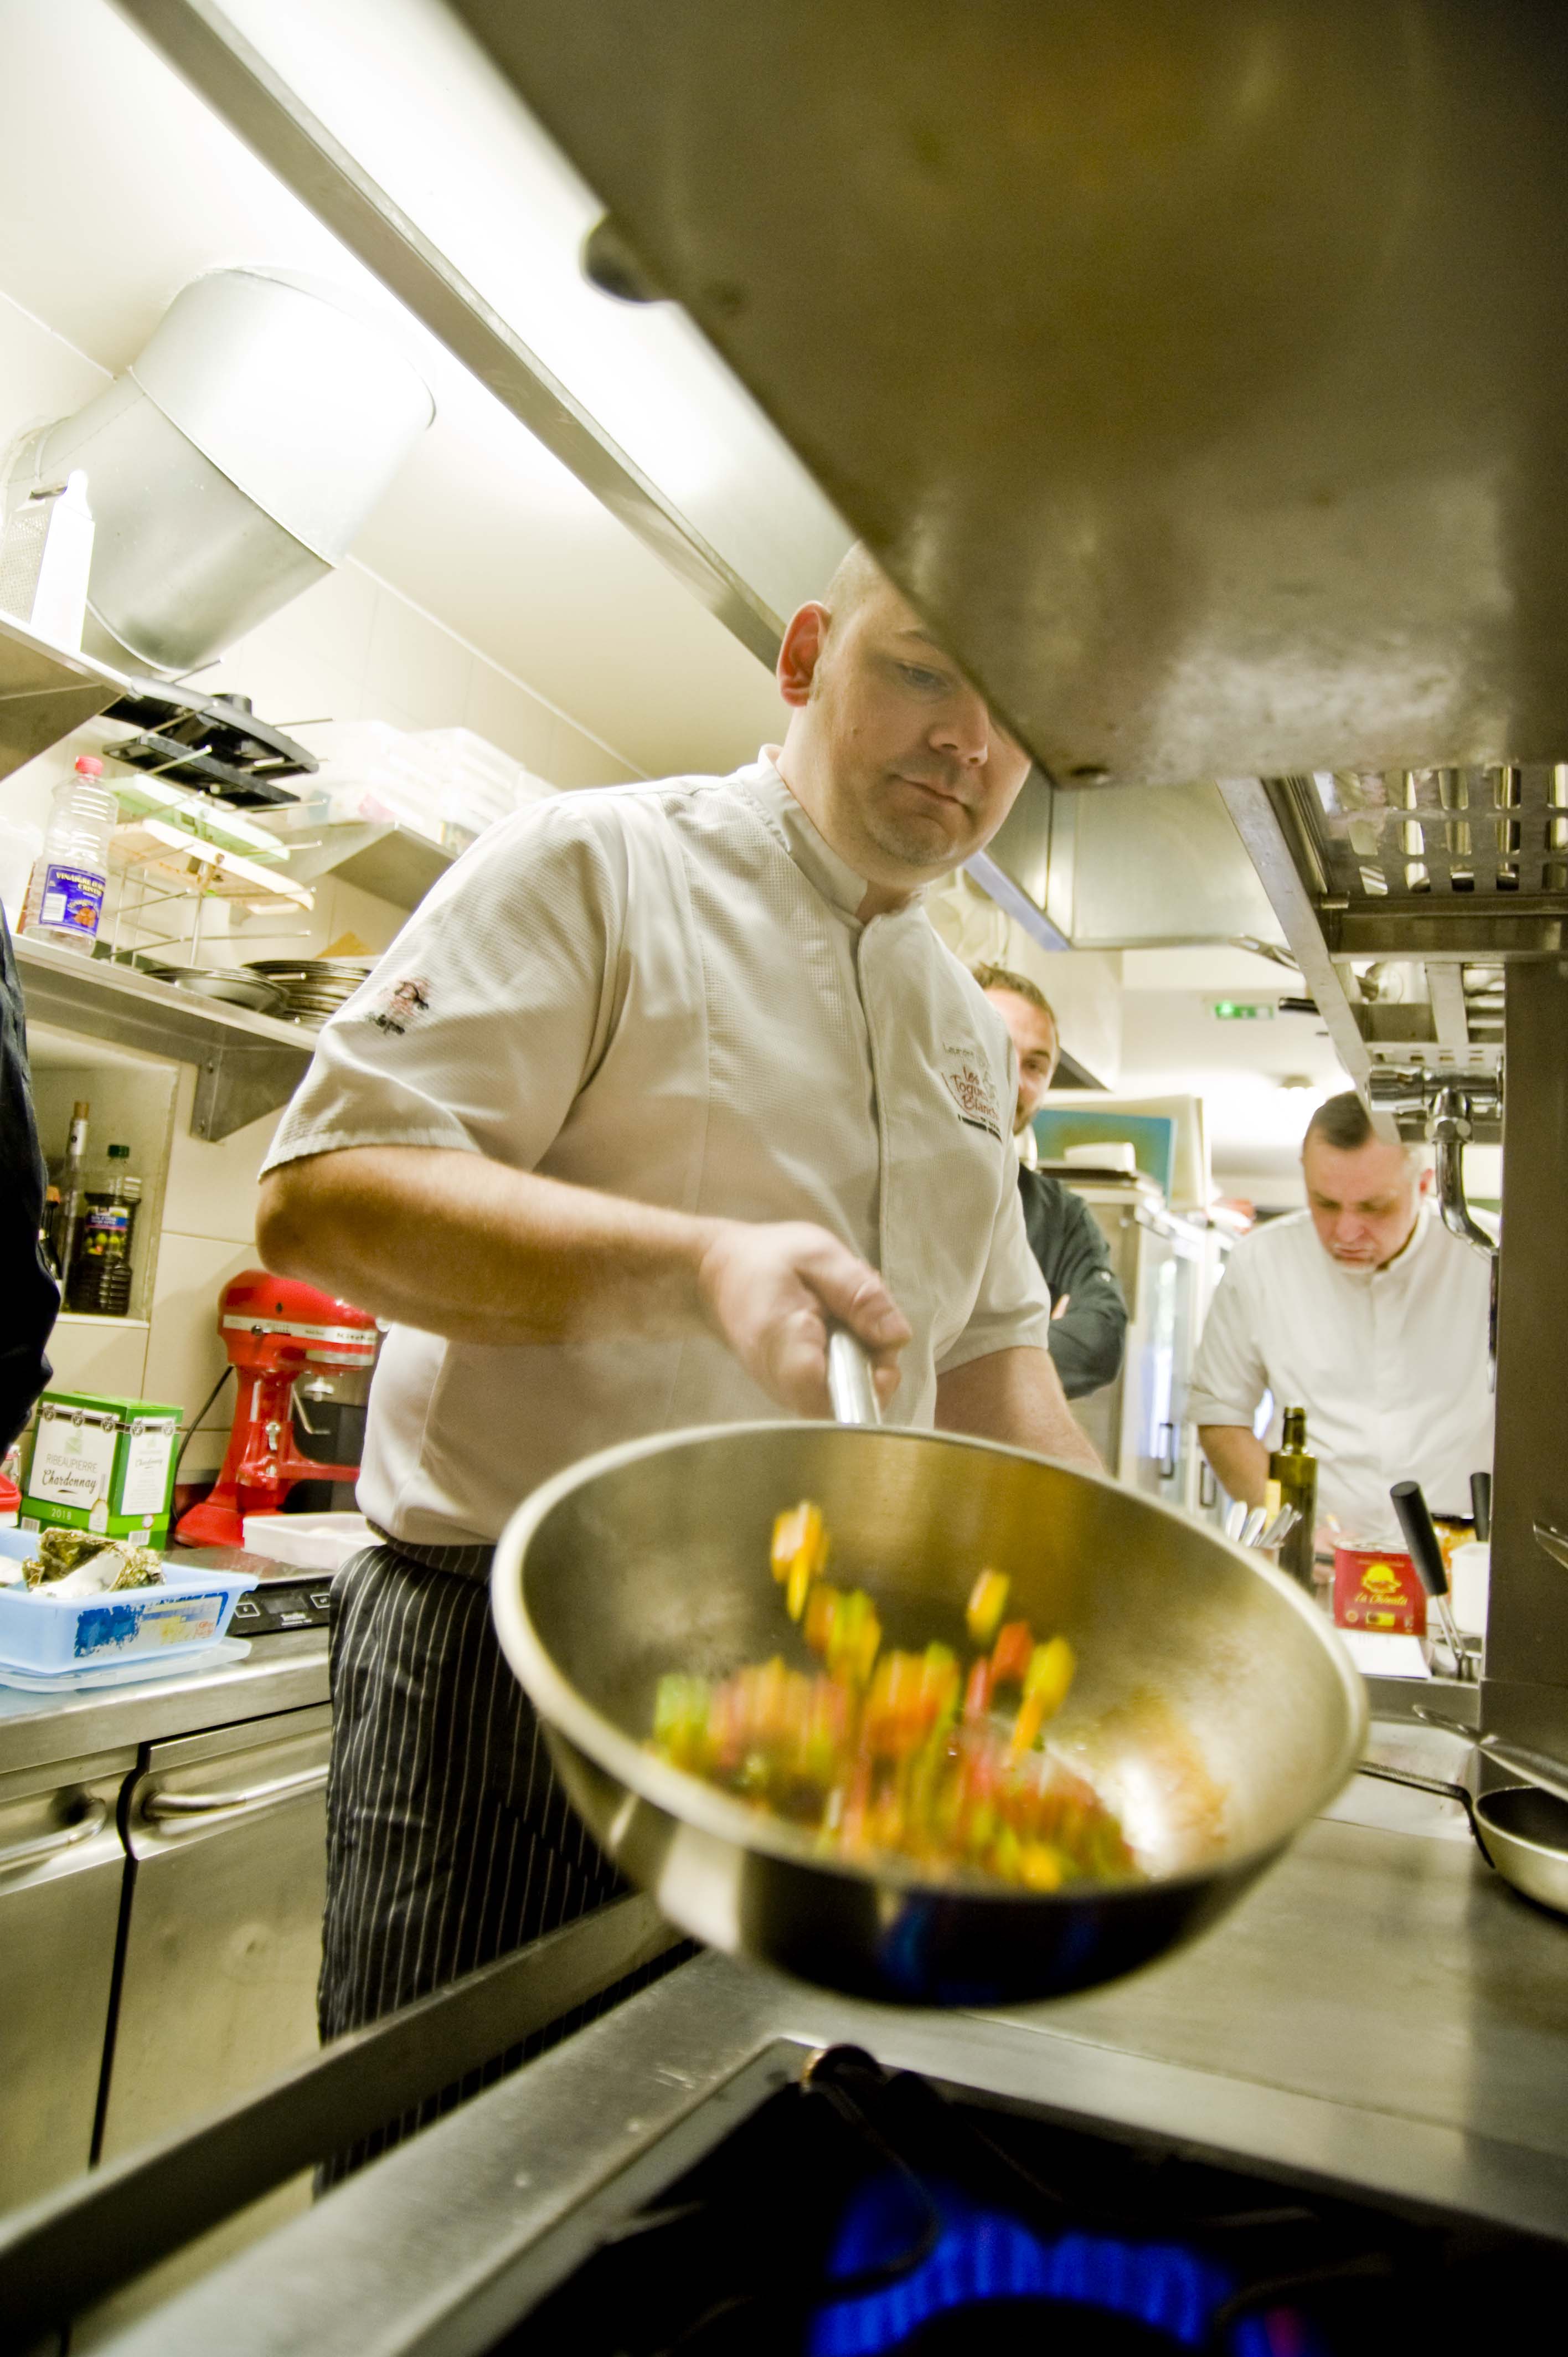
[319,1533,643,2174]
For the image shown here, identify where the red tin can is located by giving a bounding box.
[1333,1545,1427,1636]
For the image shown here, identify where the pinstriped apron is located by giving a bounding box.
[318,1537,641,2176]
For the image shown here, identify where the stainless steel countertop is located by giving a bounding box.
[95,1770,1568,2357]
[0,1629,330,1778]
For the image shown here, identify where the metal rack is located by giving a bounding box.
[1214,769,1559,1140]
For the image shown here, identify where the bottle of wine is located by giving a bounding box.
[1269,1406,1319,1593]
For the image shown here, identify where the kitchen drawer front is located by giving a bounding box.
[0,1754,132,2206]
[100,1705,331,2161]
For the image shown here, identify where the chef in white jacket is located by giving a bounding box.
[1190,1090,1493,1537]
[255,545,1096,2169]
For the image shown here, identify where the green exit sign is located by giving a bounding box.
[1213,1000,1275,1021]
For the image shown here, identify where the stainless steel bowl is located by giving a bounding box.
[492,1422,1366,2005]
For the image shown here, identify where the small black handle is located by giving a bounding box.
[1390,1479,1450,1599]
[1471,1470,1492,1544]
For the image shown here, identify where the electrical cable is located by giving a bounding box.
[173,1365,233,1482]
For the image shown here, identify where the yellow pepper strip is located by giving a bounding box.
[1018,1842,1065,1892]
[771,1500,822,1583]
[773,1501,829,1621]
[966,1568,1010,1647]
[1008,1635,1076,1759]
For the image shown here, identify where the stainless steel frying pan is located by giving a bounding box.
[491,1339,1366,2005]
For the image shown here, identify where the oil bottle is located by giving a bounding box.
[1269,1405,1319,1593]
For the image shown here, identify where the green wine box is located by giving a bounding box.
[20,1390,183,1541]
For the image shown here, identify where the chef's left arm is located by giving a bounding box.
[934,1139,1101,1470]
[937,1345,1099,1468]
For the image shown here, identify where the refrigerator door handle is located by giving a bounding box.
[143,1764,329,1824]
[0,1797,111,1878]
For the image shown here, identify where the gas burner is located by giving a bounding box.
[505,2046,1559,2356]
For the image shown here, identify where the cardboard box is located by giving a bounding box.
[1333,1545,1427,1637]
[20,1390,182,1542]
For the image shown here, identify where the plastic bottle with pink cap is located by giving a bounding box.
[20,753,116,955]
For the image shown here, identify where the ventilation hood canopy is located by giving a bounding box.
[450,0,1568,787]
[8,266,434,676]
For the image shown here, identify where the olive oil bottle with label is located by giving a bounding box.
[1269,1406,1319,1592]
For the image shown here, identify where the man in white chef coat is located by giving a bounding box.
[1190,1090,1493,1537]
[255,545,1095,2141]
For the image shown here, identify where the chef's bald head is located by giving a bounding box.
[820,542,891,637]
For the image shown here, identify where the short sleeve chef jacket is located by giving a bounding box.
[263,756,1054,1546]
[1187,1206,1493,1538]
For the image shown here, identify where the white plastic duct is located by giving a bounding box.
[9,268,433,675]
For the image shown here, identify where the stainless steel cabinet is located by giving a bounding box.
[100,1704,331,2160]
[0,1748,132,2205]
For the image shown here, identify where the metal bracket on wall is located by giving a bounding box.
[190,1041,314,1143]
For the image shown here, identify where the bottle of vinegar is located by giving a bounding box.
[1268,1405,1319,1593]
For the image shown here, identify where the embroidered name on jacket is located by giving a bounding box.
[367,976,432,1036]
[941,1047,1003,1141]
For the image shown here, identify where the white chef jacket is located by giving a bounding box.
[263,755,1054,1545]
[1187,1206,1493,1538]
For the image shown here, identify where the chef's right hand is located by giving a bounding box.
[695,1219,911,1418]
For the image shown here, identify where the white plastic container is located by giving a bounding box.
[242,1510,373,1572]
[1450,1540,1489,1636]
[0,1535,256,1671]
[20,755,116,955]
[0,469,95,650]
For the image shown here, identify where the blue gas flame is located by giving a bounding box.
[808,2176,1323,2355]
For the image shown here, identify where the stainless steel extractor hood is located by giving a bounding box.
[447,0,1568,788]
[6,266,433,675]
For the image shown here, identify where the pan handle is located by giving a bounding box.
[827,1328,883,1428]
[1354,1759,1496,1867]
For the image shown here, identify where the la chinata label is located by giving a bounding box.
[1333,1547,1427,1636]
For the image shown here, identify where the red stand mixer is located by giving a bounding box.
[175,1272,380,1548]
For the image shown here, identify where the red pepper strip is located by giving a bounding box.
[991,1619,1035,1687]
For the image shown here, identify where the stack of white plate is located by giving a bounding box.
[244,956,375,1028]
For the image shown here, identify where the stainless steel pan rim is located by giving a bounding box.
[491,1417,1368,1907]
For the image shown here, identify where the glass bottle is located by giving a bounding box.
[49,1100,90,1289]
[67,1143,141,1318]
[1269,1405,1319,1593]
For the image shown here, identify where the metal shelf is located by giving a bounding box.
[0,611,140,781]
[16,937,313,1143]
[283,819,455,912]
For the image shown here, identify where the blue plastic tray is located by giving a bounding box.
[0,1532,257,1670]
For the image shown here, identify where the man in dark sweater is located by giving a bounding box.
[972,964,1128,1399]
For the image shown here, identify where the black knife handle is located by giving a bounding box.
[1390,1480,1451,1598]
[1471,1470,1492,1544]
